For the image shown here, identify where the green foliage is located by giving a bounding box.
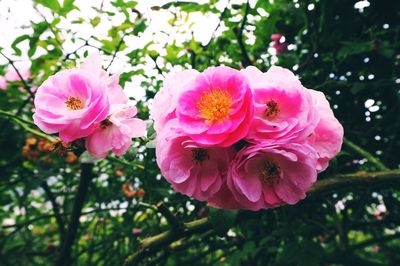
[1,0,400,265]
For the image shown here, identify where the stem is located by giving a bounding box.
[58,163,94,266]
[344,137,388,171]
[124,218,211,266]
[236,0,252,67]
[41,181,65,242]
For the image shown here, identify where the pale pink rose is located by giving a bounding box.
[151,69,199,132]
[156,120,233,201]
[33,68,110,142]
[80,53,128,105]
[176,66,253,147]
[0,77,6,90]
[307,90,344,171]
[5,67,30,81]
[241,66,318,143]
[227,143,318,210]
[86,104,146,158]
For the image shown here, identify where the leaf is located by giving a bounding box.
[209,207,238,236]
[145,139,156,149]
[11,35,30,56]
[90,16,101,27]
[34,0,61,13]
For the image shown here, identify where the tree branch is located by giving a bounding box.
[344,137,388,171]
[124,218,211,266]
[41,181,65,242]
[58,163,94,266]
[0,50,35,98]
[235,0,252,67]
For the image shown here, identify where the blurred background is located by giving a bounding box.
[0,0,399,265]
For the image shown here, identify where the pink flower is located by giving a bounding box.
[227,143,318,210]
[80,53,128,105]
[307,90,344,171]
[5,67,30,82]
[33,69,110,143]
[156,120,233,201]
[271,33,283,42]
[241,66,318,143]
[0,77,6,90]
[86,104,146,158]
[176,66,253,147]
[151,69,199,132]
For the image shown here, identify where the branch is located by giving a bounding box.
[344,137,388,171]
[309,169,400,194]
[156,201,183,231]
[124,169,400,265]
[58,163,94,266]
[105,33,127,71]
[0,50,35,98]
[41,181,65,242]
[235,0,252,67]
[124,218,211,266]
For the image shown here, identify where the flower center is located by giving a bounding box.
[65,97,84,110]
[259,160,281,185]
[100,118,113,129]
[264,100,279,119]
[191,148,209,164]
[197,89,232,123]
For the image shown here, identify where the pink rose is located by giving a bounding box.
[271,33,283,42]
[241,66,318,143]
[176,66,253,147]
[0,77,6,90]
[80,53,128,105]
[33,68,110,142]
[151,69,199,132]
[307,90,344,171]
[227,143,318,210]
[156,120,233,201]
[86,104,146,158]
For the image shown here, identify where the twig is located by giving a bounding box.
[310,169,400,194]
[41,181,65,241]
[0,50,35,98]
[235,0,252,67]
[58,163,94,266]
[156,202,183,231]
[124,218,211,266]
[105,33,127,71]
[344,137,388,171]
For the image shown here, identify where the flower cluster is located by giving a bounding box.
[152,65,343,210]
[33,53,146,158]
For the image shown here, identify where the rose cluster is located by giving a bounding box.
[33,54,146,158]
[152,66,343,210]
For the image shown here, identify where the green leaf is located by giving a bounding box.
[79,151,101,164]
[90,16,101,27]
[11,35,30,56]
[209,207,237,236]
[34,0,61,13]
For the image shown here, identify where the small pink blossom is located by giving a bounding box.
[307,90,344,171]
[33,59,110,142]
[176,66,253,147]
[156,120,233,201]
[241,66,318,143]
[226,143,318,210]
[271,33,288,55]
[151,69,199,132]
[86,105,146,158]
[0,76,6,90]
[5,67,30,82]
[271,33,283,42]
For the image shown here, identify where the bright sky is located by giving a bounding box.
[0,0,255,100]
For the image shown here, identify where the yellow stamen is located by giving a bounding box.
[197,89,232,123]
[65,97,84,110]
